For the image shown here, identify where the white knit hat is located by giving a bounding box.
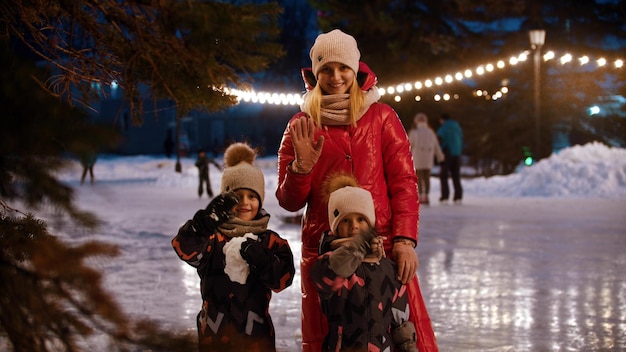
[310,29,361,77]
[328,185,376,235]
[220,142,265,204]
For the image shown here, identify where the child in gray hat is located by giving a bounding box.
[173,142,295,352]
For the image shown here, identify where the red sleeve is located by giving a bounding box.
[380,106,419,244]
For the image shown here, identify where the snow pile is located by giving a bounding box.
[223,233,258,284]
[58,142,626,199]
[466,142,626,198]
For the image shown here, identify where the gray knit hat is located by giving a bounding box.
[310,29,361,77]
[220,142,265,204]
[327,175,375,235]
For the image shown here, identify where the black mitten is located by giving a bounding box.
[192,192,239,234]
[318,232,339,254]
[240,238,270,269]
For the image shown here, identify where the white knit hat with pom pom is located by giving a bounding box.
[220,142,265,203]
[326,173,375,235]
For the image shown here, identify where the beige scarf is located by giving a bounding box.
[301,87,381,126]
[218,210,270,238]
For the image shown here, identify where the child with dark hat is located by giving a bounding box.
[310,174,419,352]
[172,142,295,352]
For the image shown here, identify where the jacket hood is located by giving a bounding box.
[301,61,378,92]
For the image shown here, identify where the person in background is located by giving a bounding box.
[310,173,418,352]
[408,112,445,205]
[276,29,438,352]
[437,113,464,204]
[195,149,221,198]
[172,142,295,352]
[163,129,174,158]
[80,152,97,185]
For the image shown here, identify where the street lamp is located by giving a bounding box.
[529,29,545,158]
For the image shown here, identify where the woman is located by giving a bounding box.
[276,29,438,352]
[408,112,445,205]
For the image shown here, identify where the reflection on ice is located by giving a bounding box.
[181,262,201,321]
[48,143,625,351]
[418,197,626,351]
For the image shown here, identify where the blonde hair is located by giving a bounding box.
[303,75,365,127]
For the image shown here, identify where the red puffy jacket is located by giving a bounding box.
[276,62,438,352]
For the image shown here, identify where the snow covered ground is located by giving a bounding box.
[50,141,626,351]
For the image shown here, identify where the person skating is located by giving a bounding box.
[437,113,464,204]
[195,149,221,198]
[408,112,445,205]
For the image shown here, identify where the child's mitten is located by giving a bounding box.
[240,238,271,270]
[192,192,239,235]
[392,321,419,352]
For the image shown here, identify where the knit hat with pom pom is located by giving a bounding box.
[220,142,265,204]
[326,173,375,235]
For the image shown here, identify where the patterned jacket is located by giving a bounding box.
[310,232,410,351]
[172,212,295,352]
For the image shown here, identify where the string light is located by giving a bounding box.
[560,54,573,65]
[224,50,623,105]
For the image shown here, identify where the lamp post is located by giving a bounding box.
[529,29,545,158]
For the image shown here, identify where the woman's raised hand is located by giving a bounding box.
[289,117,324,174]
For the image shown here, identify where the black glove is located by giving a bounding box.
[318,232,339,254]
[240,238,270,269]
[192,192,239,234]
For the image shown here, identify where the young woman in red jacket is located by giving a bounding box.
[276,29,438,352]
